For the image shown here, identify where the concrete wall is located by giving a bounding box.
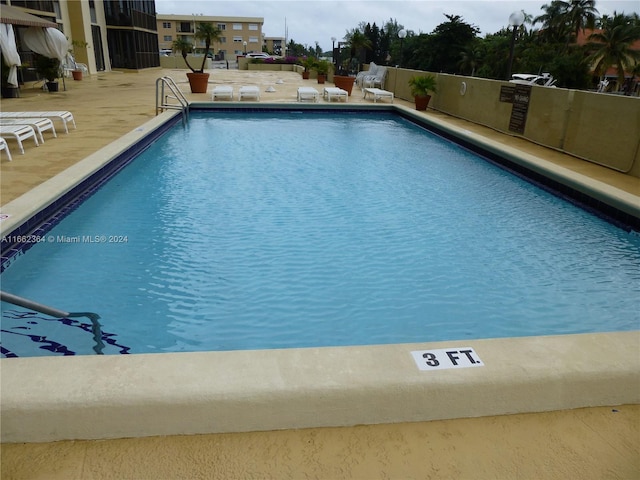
[386,70,640,176]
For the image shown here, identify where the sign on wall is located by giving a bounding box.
[508,85,532,134]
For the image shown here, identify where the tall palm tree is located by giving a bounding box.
[534,1,572,44]
[587,12,640,90]
[560,0,599,40]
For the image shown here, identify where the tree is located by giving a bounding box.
[343,29,373,73]
[561,0,599,40]
[458,41,482,76]
[587,12,640,90]
[194,23,221,72]
[424,14,480,73]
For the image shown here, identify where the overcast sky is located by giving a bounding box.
[155,1,639,51]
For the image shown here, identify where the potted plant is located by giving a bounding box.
[408,75,437,111]
[34,54,61,92]
[334,31,371,95]
[299,56,317,80]
[314,59,331,84]
[69,39,88,80]
[173,22,221,93]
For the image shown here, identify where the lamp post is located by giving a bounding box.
[506,11,525,80]
[331,36,336,69]
[243,41,247,54]
[398,29,407,67]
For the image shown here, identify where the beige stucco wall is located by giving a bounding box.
[391,71,640,176]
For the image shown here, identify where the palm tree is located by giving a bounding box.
[458,44,482,76]
[172,23,221,74]
[172,37,196,72]
[561,0,599,40]
[534,1,571,43]
[587,12,640,91]
[194,23,222,73]
[343,29,372,73]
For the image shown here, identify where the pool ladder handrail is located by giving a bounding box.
[0,290,105,355]
[156,76,189,125]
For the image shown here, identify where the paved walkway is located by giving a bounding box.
[1,68,638,479]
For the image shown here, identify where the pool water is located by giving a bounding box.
[2,111,639,357]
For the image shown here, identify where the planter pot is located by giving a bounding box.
[302,71,310,79]
[333,75,356,95]
[46,81,59,92]
[414,95,432,111]
[317,74,326,84]
[186,72,210,93]
[1,86,20,98]
[72,70,83,81]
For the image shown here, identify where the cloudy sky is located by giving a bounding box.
[155,1,639,51]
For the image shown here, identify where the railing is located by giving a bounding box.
[0,290,105,354]
[155,76,189,125]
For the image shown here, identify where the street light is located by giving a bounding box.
[506,10,525,80]
[331,36,336,67]
[398,29,407,67]
[243,41,247,54]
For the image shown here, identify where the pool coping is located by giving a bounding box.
[1,104,639,443]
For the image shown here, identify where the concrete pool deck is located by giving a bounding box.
[1,68,639,479]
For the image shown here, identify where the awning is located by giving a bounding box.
[0,4,57,28]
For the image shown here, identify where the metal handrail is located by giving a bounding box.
[156,76,189,125]
[0,290,105,354]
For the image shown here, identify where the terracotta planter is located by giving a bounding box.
[302,71,310,79]
[72,70,83,81]
[333,75,356,95]
[187,72,210,93]
[414,95,432,111]
[317,74,326,84]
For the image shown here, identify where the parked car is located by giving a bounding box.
[245,52,272,59]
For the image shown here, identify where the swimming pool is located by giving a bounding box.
[1,110,639,358]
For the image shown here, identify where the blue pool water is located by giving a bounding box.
[2,111,639,357]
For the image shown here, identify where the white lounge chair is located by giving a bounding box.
[0,111,76,134]
[323,87,348,102]
[212,85,233,101]
[363,88,394,103]
[0,118,57,143]
[239,86,260,101]
[0,125,39,154]
[297,87,320,102]
[0,137,12,161]
[361,66,387,89]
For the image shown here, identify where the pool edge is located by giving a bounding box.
[1,106,639,443]
[1,331,638,442]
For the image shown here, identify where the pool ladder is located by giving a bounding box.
[156,76,189,125]
[0,290,105,355]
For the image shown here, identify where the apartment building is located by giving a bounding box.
[2,0,160,79]
[263,36,285,56]
[156,14,264,60]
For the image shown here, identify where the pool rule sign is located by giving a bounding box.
[411,347,484,371]
[507,84,532,134]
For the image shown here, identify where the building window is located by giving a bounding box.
[233,36,243,42]
[163,35,172,42]
[249,24,258,31]
[217,24,226,30]
[233,24,242,30]
[249,36,258,43]
[162,22,171,29]
[219,37,227,44]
